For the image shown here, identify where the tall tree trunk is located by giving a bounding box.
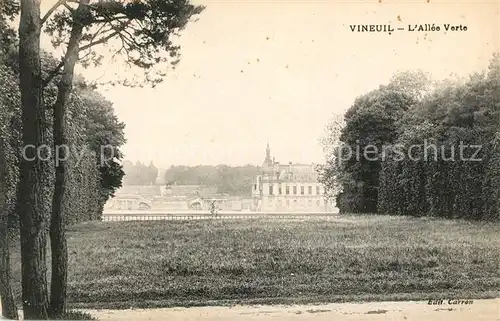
[17,0,50,319]
[0,137,18,320]
[49,1,88,317]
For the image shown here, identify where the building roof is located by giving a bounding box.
[257,144,319,182]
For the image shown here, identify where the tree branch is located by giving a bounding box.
[62,2,74,12]
[85,22,111,44]
[79,18,132,51]
[43,19,131,87]
[42,60,65,88]
[41,0,70,25]
[96,11,140,62]
[78,49,93,62]
[92,15,129,23]
[79,29,121,52]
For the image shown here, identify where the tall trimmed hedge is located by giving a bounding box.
[378,59,500,221]
[1,55,120,229]
[0,64,22,231]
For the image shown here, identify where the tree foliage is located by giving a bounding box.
[44,0,204,87]
[322,56,500,221]
[326,82,420,213]
[122,160,158,185]
[79,86,126,209]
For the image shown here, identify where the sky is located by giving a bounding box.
[39,0,500,168]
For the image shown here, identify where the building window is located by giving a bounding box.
[300,186,304,195]
[286,186,290,194]
[286,200,290,207]
[308,199,312,207]
[316,200,320,206]
[308,186,312,194]
[316,186,320,195]
[269,185,273,195]
[279,185,282,195]
[293,186,297,194]
[254,184,257,190]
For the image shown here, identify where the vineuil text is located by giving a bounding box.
[349,24,468,34]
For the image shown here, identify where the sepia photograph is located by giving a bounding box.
[0,0,499,320]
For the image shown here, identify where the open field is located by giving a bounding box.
[9,215,500,309]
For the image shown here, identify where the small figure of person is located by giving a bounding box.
[209,200,218,218]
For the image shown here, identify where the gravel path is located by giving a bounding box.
[86,298,500,321]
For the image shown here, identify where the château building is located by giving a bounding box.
[251,143,334,212]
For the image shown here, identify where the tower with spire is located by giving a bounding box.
[262,142,274,168]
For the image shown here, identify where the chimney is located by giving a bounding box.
[288,162,292,172]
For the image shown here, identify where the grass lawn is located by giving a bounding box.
[10,215,500,309]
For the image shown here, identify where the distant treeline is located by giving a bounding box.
[319,54,500,220]
[122,161,159,185]
[164,165,261,197]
